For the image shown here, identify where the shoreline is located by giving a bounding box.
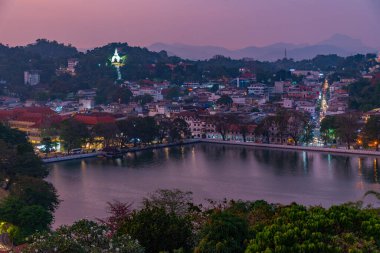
[201,139,380,157]
[42,139,201,163]
[43,139,380,164]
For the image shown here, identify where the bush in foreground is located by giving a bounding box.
[19,190,380,253]
[22,220,144,253]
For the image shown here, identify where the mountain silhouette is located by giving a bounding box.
[149,34,377,61]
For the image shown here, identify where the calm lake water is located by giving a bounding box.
[47,143,380,227]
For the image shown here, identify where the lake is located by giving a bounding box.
[47,143,380,227]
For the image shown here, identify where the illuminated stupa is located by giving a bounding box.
[111,49,122,66]
[109,48,126,80]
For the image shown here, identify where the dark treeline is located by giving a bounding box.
[321,113,380,150]
[255,109,314,145]
[55,116,191,153]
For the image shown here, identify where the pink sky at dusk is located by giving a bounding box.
[0,0,379,49]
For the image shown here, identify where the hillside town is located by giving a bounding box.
[1,45,380,156]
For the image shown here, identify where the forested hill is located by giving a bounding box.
[0,39,378,101]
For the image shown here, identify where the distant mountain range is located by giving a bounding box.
[149,34,378,61]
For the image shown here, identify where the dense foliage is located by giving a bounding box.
[348,79,380,112]
[0,124,59,243]
[22,220,144,253]
[56,116,190,151]
[3,187,379,252]
[117,192,380,253]
[255,109,314,145]
[320,113,366,149]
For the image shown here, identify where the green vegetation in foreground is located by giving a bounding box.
[0,124,59,244]
[22,190,380,253]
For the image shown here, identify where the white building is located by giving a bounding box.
[247,83,268,96]
[67,58,79,75]
[297,105,316,114]
[24,70,40,86]
[130,86,164,102]
[231,96,246,105]
[282,99,293,109]
[79,98,95,111]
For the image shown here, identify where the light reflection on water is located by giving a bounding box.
[47,144,380,227]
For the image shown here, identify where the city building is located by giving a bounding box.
[247,83,268,96]
[0,107,62,144]
[67,58,79,75]
[24,70,40,86]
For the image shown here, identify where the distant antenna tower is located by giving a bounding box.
[284,48,287,59]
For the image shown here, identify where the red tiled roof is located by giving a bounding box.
[74,113,116,125]
[0,107,62,128]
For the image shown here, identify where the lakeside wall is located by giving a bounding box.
[202,139,380,157]
[43,139,380,163]
[42,139,201,163]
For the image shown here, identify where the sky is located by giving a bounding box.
[0,0,379,50]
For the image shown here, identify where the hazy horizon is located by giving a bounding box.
[0,0,379,50]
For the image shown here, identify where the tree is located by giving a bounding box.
[9,176,59,212]
[156,117,172,144]
[239,124,249,142]
[335,112,361,149]
[118,189,196,253]
[23,220,144,253]
[0,124,58,243]
[117,117,140,147]
[169,118,190,142]
[362,115,380,151]
[135,94,154,105]
[58,119,90,153]
[216,95,233,106]
[40,137,56,156]
[165,86,181,100]
[211,114,237,141]
[111,87,133,104]
[116,119,135,148]
[142,189,194,217]
[246,203,380,253]
[98,201,133,235]
[320,115,338,145]
[255,116,275,144]
[348,79,380,111]
[0,126,47,187]
[138,117,159,144]
[92,122,120,148]
[195,211,248,253]
[286,110,311,146]
[122,206,193,253]
[0,197,53,241]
